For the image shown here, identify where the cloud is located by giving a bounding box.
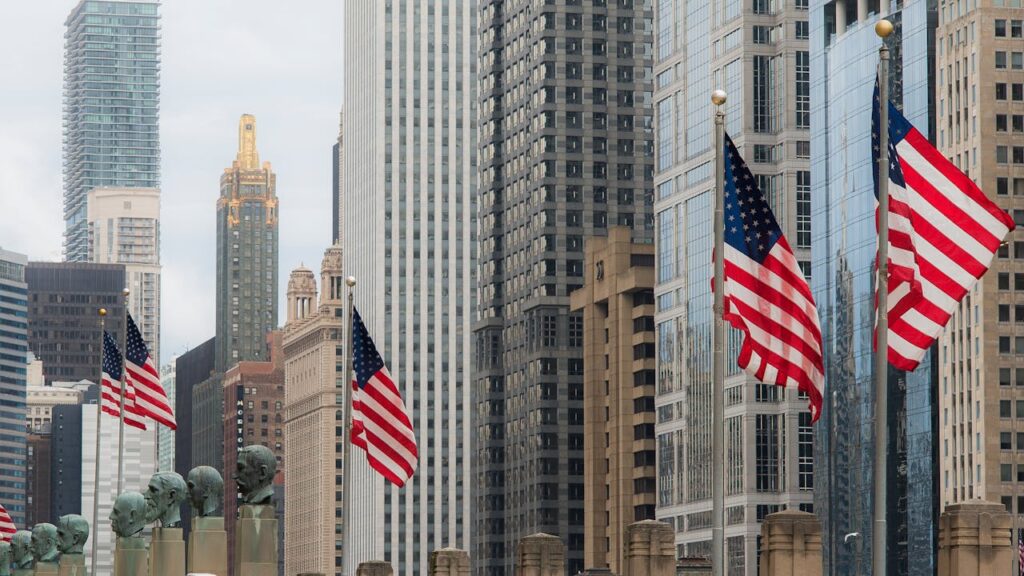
[0,1,344,361]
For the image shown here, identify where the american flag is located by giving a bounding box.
[0,503,15,541]
[873,86,1015,370]
[101,331,147,431]
[124,313,176,429]
[716,133,824,421]
[1018,535,1023,576]
[350,307,418,486]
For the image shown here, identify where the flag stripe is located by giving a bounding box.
[0,503,14,541]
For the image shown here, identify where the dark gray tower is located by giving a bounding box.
[215,114,279,372]
[475,2,655,574]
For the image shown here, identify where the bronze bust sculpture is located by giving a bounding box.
[110,492,147,538]
[10,530,31,569]
[30,524,58,563]
[144,471,187,527]
[233,445,277,505]
[187,466,224,517]
[0,541,10,576]
[56,515,89,555]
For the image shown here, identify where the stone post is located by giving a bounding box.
[429,548,470,576]
[356,561,394,576]
[516,533,564,576]
[937,500,1013,576]
[758,510,822,576]
[623,520,675,576]
[579,570,614,576]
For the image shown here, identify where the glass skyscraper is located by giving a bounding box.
[809,3,938,574]
[0,249,27,527]
[63,0,161,262]
[653,0,815,573]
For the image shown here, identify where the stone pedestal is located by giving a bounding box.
[938,500,1013,576]
[32,564,57,576]
[429,548,470,576]
[13,569,32,576]
[758,510,822,576]
[356,561,394,576]
[515,533,564,576]
[623,520,674,576]
[579,570,614,576]
[57,554,85,576]
[113,537,148,576]
[234,505,277,576]
[148,527,184,576]
[188,517,227,576]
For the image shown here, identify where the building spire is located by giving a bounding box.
[237,114,259,169]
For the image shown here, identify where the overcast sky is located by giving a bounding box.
[0,1,344,363]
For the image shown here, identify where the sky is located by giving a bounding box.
[0,0,344,363]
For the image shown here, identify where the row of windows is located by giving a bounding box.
[995,19,1024,38]
[995,51,1024,70]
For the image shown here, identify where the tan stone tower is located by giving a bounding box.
[282,243,348,575]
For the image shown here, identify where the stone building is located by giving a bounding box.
[570,227,657,574]
[282,245,347,575]
[222,331,285,574]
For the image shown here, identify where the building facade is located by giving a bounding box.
[652,0,816,572]
[0,249,28,526]
[50,404,84,521]
[475,2,655,573]
[343,3,477,574]
[26,262,126,386]
[86,187,161,362]
[569,228,657,573]
[192,374,224,472]
[63,0,160,262]
[174,337,216,536]
[79,405,157,574]
[809,4,938,575]
[25,384,83,527]
[333,112,344,246]
[158,362,175,472]
[216,114,279,372]
[934,0,1024,571]
[282,248,346,576]
[222,331,285,573]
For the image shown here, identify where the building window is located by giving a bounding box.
[752,55,777,133]
[753,25,774,44]
[997,52,1008,69]
[997,19,1007,37]
[798,412,813,490]
[795,20,809,39]
[795,51,810,129]
[796,171,811,249]
[755,414,781,492]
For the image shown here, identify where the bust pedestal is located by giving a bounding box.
[32,563,57,576]
[188,517,227,576]
[14,568,32,576]
[234,505,277,576]
[57,555,85,576]
[113,537,148,576]
[148,528,184,576]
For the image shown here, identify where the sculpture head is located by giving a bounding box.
[144,471,187,527]
[187,466,224,517]
[56,514,89,555]
[233,445,277,505]
[110,492,147,538]
[30,523,58,563]
[10,530,32,568]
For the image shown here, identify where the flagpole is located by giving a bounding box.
[341,275,357,576]
[873,19,894,576]
[711,88,727,576]
[92,308,106,576]
[117,287,129,495]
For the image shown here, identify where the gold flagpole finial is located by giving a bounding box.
[99,308,107,317]
[875,19,894,38]
[711,89,728,106]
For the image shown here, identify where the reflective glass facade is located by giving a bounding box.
[63,1,161,262]
[809,3,938,574]
[0,249,27,526]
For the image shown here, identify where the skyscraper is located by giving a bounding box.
[569,227,657,574]
[282,248,346,575]
[652,0,815,572]
[26,262,125,386]
[173,337,215,537]
[810,5,938,575]
[343,3,476,574]
[87,187,161,362]
[158,361,175,472]
[934,0,1024,569]
[63,0,160,262]
[0,249,28,526]
[333,112,344,246]
[216,114,279,372]
[476,2,655,573]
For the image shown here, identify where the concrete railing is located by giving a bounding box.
[938,500,1013,576]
